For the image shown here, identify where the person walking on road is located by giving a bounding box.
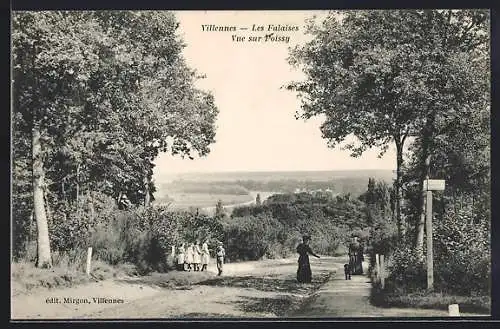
[201,239,210,272]
[216,242,226,276]
[348,236,363,275]
[193,240,202,271]
[296,235,320,283]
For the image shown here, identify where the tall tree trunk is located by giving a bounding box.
[395,140,404,239]
[32,124,52,268]
[144,173,150,207]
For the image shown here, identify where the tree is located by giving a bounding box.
[12,11,104,267]
[215,199,226,219]
[256,193,262,206]
[287,10,489,243]
[12,11,219,265]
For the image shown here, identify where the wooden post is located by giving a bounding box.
[171,245,175,258]
[380,254,385,289]
[375,254,380,282]
[426,190,434,290]
[448,304,460,316]
[86,247,92,276]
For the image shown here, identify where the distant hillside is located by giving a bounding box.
[154,169,394,184]
[154,170,394,198]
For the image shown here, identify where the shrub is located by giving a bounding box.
[223,215,271,261]
[385,245,427,293]
[50,193,117,252]
[381,206,490,296]
[88,207,182,274]
[222,214,290,261]
[433,207,490,295]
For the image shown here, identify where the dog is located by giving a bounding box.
[344,264,352,280]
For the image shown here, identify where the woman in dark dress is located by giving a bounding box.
[348,236,363,275]
[296,235,320,283]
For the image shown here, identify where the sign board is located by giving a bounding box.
[424,179,446,191]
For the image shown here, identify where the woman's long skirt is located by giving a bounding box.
[349,254,363,275]
[297,261,312,283]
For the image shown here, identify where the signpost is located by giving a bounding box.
[424,179,446,191]
[424,179,445,291]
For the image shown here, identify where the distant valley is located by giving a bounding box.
[152,169,394,211]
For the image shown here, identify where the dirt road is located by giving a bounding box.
[11,256,335,319]
[11,256,484,319]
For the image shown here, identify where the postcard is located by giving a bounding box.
[10,9,491,320]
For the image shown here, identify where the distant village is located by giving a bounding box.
[294,187,336,196]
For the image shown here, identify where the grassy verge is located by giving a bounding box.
[11,260,138,296]
[370,285,491,315]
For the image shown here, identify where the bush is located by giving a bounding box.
[88,207,181,274]
[223,215,273,261]
[433,207,490,295]
[380,206,490,297]
[385,245,427,293]
[50,193,117,252]
[87,206,228,274]
[308,224,347,256]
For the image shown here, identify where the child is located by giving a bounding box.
[185,243,194,272]
[201,239,210,272]
[216,242,225,276]
[193,241,202,271]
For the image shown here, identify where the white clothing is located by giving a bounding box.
[193,244,201,264]
[201,243,210,265]
[185,246,194,263]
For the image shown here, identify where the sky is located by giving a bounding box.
[153,11,399,176]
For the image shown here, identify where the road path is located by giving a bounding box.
[12,256,332,319]
[11,256,485,319]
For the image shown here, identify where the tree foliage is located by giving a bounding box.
[287,9,489,239]
[11,11,218,263]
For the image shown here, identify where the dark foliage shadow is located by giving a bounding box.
[233,295,297,316]
[116,271,215,290]
[196,271,333,294]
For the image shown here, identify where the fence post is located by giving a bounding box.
[86,247,92,276]
[380,254,385,289]
[375,254,380,282]
[448,304,460,317]
[171,245,175,258]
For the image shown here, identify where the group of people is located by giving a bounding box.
[347,236,364,275]
[176,240,226,276]
[175,235,362,282]
[295,235,364,283]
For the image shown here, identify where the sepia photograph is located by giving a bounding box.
[10,9,491,320]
